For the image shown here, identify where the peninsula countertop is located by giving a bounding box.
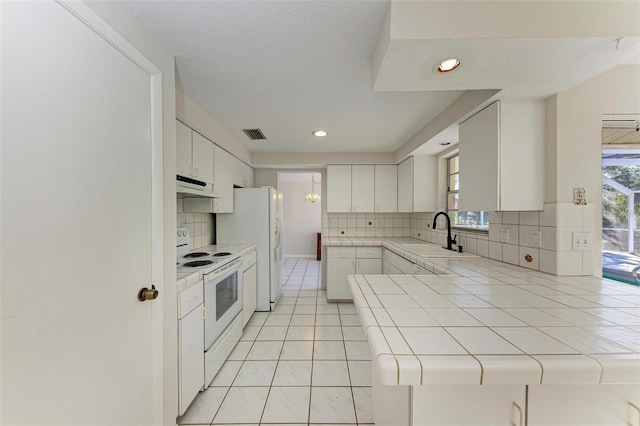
[347,266,640,386]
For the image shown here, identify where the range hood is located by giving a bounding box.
[177,175,220,198]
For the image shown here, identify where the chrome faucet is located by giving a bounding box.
[432,212,457,251]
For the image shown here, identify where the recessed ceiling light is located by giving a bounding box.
[436,58,460,73]
[312,130,327,137]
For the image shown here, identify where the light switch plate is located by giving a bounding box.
[572,232,591,251]
[500,228,510,243]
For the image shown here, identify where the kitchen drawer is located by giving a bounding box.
[178,280,203,319]
[327,247,356,258]
[242,250,256,270]
[356,247,381,259]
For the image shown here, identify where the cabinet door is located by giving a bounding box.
[528,384,640,426]
[178,304,204,415]
[375,165,397,212]
[327,165,352,212]
[412,385,526,426]
[459,102,499,211]
[397,157,412,213]
[356,258,381,275]
[232,156,244,187]
[214,146,234,213]
[245,166,254,188]
[176,120,192,178]
[351,165,374,212]
[192,132,215,185]
[242,264,257,327]
[326,258,355,300]
[412,155,437,212]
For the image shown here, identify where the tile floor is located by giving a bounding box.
[178,258,374,426]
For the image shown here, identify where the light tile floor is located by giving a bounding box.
[178,258,374,426]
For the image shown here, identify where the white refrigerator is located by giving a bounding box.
[217,187,283,311]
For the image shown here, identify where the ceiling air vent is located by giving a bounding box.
[242,128,267,140]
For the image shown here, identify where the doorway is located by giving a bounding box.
[278,172,323,259]
[601,118,640,285]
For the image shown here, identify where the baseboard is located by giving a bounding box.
[283,255,316,259]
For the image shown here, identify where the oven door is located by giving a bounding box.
[203,259,243,350]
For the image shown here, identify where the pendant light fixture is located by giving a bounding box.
[304,174,321,203]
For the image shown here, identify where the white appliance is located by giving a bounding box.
[176,228,243,389]
[217,187,283,311]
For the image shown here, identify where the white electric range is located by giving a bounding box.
[176,227,244,388]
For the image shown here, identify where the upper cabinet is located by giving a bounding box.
[327,164,410,213]
[176,120,192,178]
[459,100,544,211]
[178,120,245,214]
[232,157,254,188]
[213,146,234,213]
[176,120,214,188]
[374,165,397,212]
[351,165,375,213]
[327,165,352,212]
[397,156,437,213]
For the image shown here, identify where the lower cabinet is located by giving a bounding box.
[528,384,640,426]
[178,282,204,416]
[382,249,416,275]
[242,250,257,327]
[411,385,526,426]
[326,247,381,300]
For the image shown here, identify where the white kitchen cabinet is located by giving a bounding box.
[176,120,192,178]
[382,249,414,275]
[459,100,544,211]
[375,164,397,212]
[528,384,640,426]
[178,282,204,416]
[397,156,437,213]
[192,132,215,186]
[233,157,254,188]
[176,120,215,187]
[242,251,257,327]
[327,165,352,212]
[326,247,381,300]
[351,165,375,213]
[411,385,526,426]
[213,146,234,213]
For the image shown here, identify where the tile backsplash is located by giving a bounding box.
[177,195,214,249]
[323,212,411,237]
[323,203,595,276]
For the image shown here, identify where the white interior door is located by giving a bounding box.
[1,2,162,425]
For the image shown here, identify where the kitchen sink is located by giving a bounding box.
[399,243,479,258]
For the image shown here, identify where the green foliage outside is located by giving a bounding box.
[602,165,640,253]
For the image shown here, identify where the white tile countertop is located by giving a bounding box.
[323,237,478,275]
[347,267,640,386]
[176,244,255,292]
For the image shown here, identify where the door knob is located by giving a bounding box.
[138,285,159,302]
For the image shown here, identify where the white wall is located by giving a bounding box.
[279,180,322,256]
[549,65,640,275]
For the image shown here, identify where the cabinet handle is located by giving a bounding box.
[194,167,199,178]
[188,164,192,177]
[376,204,379,212]
[629,401,640,426]
[511,402,523,426]
[202,305,206,320]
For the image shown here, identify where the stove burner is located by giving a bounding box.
[183,252,210,259]
[212,252,232,257]
[183,260,215,267]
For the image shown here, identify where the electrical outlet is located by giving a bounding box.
[572,232,591,251]
[532,230,542,248]
[500,228,510,243]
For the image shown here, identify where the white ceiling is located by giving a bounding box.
[128,0,640,159]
